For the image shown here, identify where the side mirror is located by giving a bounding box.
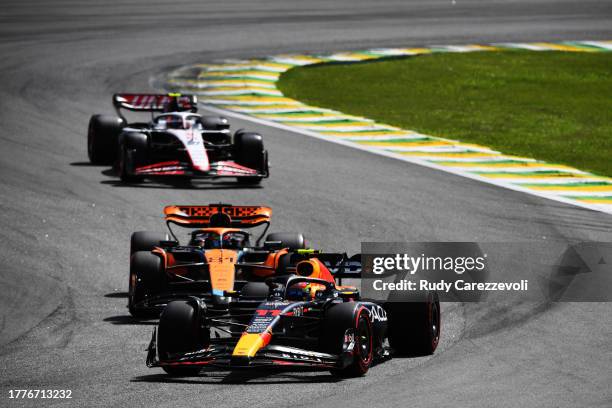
[339,289,360,300]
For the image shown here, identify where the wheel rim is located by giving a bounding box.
[128,273,135,298]
[431,301,440,344]
[356,315,372,364]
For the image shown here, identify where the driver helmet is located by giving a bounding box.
[286,282,313,301]
[191,237,205,247]
[165,115,183,129]
[204,236,220,249]
[222,233,244,249]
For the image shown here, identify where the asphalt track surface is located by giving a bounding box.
[1,1,612,407]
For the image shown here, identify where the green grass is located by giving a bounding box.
[278,51,612,177]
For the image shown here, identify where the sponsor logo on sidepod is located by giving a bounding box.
[369,304,387,322]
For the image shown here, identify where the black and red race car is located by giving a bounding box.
[144,245,441,378]
[87,93,269,184]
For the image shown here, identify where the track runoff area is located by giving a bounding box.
[163,40,612,215]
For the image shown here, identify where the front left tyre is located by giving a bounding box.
[157,300,209,376]
[118,142,144,183]
[321,303,373,377]
[239,282,270,299]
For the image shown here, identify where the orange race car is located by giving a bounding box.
[129,203,318,317]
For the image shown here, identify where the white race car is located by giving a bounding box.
[87,93,269,184]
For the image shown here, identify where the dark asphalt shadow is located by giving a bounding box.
[104,315,158,325]
[100,168,116,177]
[100,180,262,190]
[132,370,342,385]
[104,292,128,298]
[70,161,105,166]
[100,176,262,190]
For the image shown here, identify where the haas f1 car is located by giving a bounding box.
[128,204,310,318]
[87,94,269,184]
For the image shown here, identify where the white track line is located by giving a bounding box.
[202,104,612,215]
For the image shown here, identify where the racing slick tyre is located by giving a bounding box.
[87,114,123,165]
[128,251,165,318]
[118,142,144,183]
[385,291,440,356]
[234,130,267,185]
[157,300,209,376]
[321,303,373,377]
[239,282,270,299]
[265,232,306,250]
[274,251,293,275]
[130,231,170,255]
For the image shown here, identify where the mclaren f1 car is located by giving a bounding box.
[128,204,309,318]
[145,253,441,378]
[87,93,268,184]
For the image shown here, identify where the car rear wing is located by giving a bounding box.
[294,250,362,281]
[112,93,197,118]
[164,204,272,229]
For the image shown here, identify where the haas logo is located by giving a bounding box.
[368,305,388,322]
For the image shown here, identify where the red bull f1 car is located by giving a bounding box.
[87,94,268,184]
[140,205,441,377]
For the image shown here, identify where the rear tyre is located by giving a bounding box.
[265,232,306,250]
[130,231,169,255]
[386,291,440,356]
[158,300,208,376]
[234,131,267,184]
[274,252,293,275]
[128,251,165,318]
[239,282,270,299]
[321,303,373,377]
[87,114,123,164]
